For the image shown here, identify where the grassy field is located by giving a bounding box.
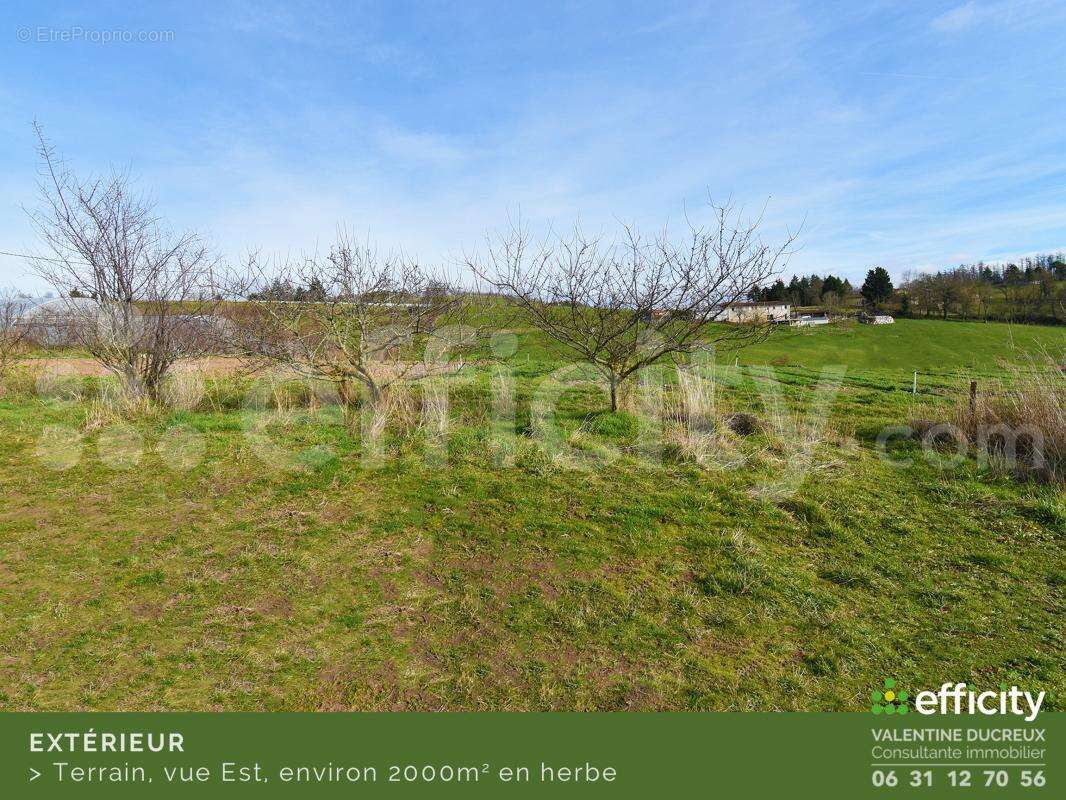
[0,318,1062,711]
[739,317,1062,372]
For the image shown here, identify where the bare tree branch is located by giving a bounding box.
[25,123,223,401]
[0,289,31,379]
[227,228,482,411]
[468,202,797,411]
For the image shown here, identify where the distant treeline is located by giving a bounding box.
[246,277,330,301]
[246,277,451,303]
[899,253,1065,324]
[748,273,854,306]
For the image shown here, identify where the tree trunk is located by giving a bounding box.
[145,377,162,404]
[124,365,145,400]
[367,379,382,405]
[609,375,618,412]
[338,375,381,419]
[335,377,358,430]
[337,377,353,408]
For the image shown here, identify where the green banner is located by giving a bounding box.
[0,713,1058,798]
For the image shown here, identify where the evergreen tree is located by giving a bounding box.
[787,275,802,303]
[765,279,787,301]
[860,267,893,309]
[821,275,845,297]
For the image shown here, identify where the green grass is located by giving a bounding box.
[0,318,1062,710]
[737,318,1064,372]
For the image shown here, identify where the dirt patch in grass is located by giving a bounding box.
[26,356,248,377]
[255,594,294,618]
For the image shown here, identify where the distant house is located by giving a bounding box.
[859,312,894,325]
[642,301,790,324]
[785,313,830,327]
[715,301,791,324]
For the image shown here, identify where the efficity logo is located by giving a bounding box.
[871,679,1045,722]
[871,678,909,715]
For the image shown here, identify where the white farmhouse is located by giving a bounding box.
[715,301,791,323]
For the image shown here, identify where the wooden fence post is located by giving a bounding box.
[969,380,978,418]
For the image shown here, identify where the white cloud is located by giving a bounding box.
[929,0,1059,34]
[931,2,982,33]
[374,127,470,166]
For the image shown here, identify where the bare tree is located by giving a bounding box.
[469,203,797,411]
[0,289,30,378]
[27,123,222,401]
[232,229,479,413]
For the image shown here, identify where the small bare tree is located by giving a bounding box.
[0,289,30,378]
[233,229,479,413]
[469,203,797,411]
[27,124,222,401]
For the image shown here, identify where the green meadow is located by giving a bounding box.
[0,318,1062,711]
[738,317,1063,372]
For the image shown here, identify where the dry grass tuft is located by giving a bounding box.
[81,390,157,432]
[660,369,750,467]
[160,368,207,410]
[907,418,941,438]
[0,362,40,398]
[362,383,417,439]
[420,380,449,439]
[952,355,1064,483]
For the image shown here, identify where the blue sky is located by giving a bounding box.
[2,0,1065,291]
